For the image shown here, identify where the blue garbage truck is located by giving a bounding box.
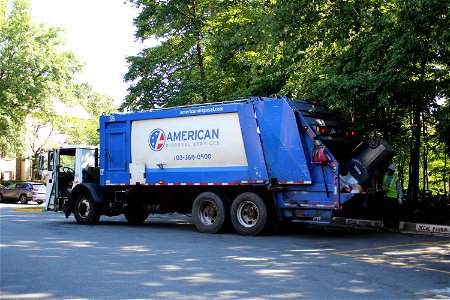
[52,97,394,235]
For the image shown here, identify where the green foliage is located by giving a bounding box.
[206,1,286,100]
[122,0,287,110]
[0,0,81,155]
[123,0,213,109]
[272,0,449,193]
[435,101,450,153]
[74,83,117,117]
[61,83,117,146]
[123,0,449,193]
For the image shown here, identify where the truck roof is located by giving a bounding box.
[59,145,98,150]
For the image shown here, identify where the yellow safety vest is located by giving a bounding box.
[383,174,398,198]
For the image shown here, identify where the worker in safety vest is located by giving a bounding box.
[382,164,403,204]
[382,164,403,227]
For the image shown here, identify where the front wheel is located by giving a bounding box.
[192,192,230,233]
[231,192,268,236]
[74,194,101,225]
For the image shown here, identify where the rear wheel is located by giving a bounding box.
[124,206,149,225]
[74,194,101,224]
[19,194,28,204]
[192,192,230,233]
[231,192,268,236]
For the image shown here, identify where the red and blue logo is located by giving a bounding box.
[149,128,165,151]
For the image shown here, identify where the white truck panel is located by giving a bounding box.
[131,113,248,169]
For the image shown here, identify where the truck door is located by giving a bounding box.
[45,149,58,210]
[104,122,128,184]
[72,148,96,189]
[107,132,126,170]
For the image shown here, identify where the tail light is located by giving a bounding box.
[316,126,327,134]
[316,126,336,135]
[31,186,38,194]
[345,130,357,137]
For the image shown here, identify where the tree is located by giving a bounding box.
[0,0,81,155]
[206,1,286,100]
[64,83,116,146]
[22,83,116,179]
[435,101,450,192]
[26,116,62,180]
[280,0,449,198]
[123,0,449,194]
[436,102,450,154]
[123,0,282,110]
[123,0,214,110]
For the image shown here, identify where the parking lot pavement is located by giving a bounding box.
[333,241,450,274]
[2,202,448,235]
[1,205,449,299]
[0,201,45,207]
[0,201,45,212]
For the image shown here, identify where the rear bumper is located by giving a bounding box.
[32,194,46,202]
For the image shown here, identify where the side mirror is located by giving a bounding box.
[47,151,54,171]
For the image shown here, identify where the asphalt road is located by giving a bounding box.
[1,203,449,300]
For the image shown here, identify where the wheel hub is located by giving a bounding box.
[199,202,217,225]
[78,199,90,219]
[238,201,259,227]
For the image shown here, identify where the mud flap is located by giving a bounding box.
[63,201,72,218]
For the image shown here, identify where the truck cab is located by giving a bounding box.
[44,145,97,211]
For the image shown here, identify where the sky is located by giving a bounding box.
[29,0,156,107]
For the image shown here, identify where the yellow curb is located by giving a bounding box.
[14,208,45,212]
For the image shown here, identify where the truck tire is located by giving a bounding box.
[231,192,268,236]
[124,207,149,225]
[74,194,101,225]
[192,192,230,233]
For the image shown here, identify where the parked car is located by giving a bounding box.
[0,182,46,204]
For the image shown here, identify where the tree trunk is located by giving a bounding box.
[444,151,448,194]
[408,59,427,200]
[422,113,428,190]
[196,40,206,102]
[31,153,40,180]
[193,0,207,102]
[408,106,421,200]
